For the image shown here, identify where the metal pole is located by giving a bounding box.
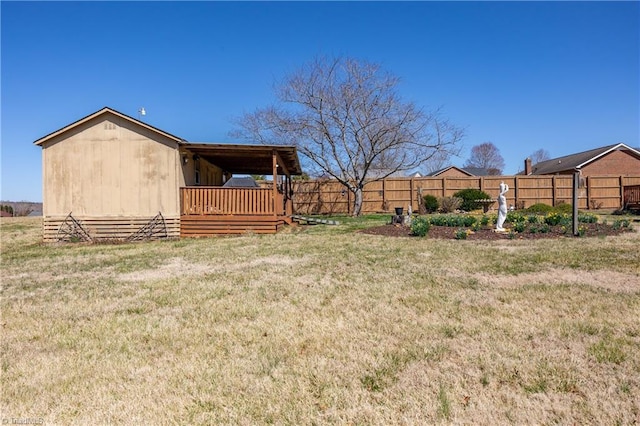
[573,171,579,236]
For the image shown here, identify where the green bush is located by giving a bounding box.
[554,203,573,214]
[578,213,598,223]
[455,228,469,240]
[513,221,526,233]
[422,195,439,214]
[544,212,572,227]
[525,203,553,214]
[453,188,492,212]
[410,216,431,237]
[506,211,526,224]
[612,219,630,230]
[429,214,477,228]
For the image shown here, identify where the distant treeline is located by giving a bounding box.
[0,201,43,217]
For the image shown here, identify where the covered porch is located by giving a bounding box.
[179,144,302,236]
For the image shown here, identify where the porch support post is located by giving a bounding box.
[274,151,290,176]
[272,150,278,217]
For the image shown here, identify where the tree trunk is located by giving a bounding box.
[352,187,364,216]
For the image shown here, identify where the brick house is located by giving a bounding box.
[524,143,640,176]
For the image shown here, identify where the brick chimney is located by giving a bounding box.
[524,157,532,175]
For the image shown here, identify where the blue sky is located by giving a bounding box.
[2,1,638,202]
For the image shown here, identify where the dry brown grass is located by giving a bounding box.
[1,216,639,424]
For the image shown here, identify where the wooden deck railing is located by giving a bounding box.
[623,185,640,208]
[181,187,276,216]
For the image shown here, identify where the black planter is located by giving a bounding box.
[394,207,404,216]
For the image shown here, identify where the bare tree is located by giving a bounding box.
[423,149,455,174]
[528,148,551,165]
[233,56,464,216]
[12,202,35,217]
[464,142,504,175]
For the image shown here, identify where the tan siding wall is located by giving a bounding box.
[435,168,472,178]
[179,150,224,187]
[42,113,182,217]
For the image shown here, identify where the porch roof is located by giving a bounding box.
[185,143,302,175]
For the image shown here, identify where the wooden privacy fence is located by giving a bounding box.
[293,175,640,215]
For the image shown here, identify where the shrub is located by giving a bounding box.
[513,221,526,233]
[422,195,439,214]
[578,213,598,223]
[462,216,477,227]
[439,196,462,213]
[554,203,573,214]
[429,214,477,227]
[545,212,571,227]
[453,188,492,212]
[410,216,431,237]
[507,211,526,224]
[527,223,550,234]
[455,228,469,240]
[525,203,553,214]
[612,219,630,230]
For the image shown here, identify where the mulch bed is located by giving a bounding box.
[360,222,634,240]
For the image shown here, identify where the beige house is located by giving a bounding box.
[426,166,475,178]
[34,107,301,241]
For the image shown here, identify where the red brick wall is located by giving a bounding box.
[581,150,640,176]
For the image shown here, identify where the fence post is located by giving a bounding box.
[382,179,387,212]
[409,178,414,212]
[620,176,624,209]
[442,177,447,198]
[552,176,557,207]
[585,176,591,210]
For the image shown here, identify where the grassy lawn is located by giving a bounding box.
[1,216,639,424]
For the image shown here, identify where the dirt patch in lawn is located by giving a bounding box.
[360,222,635,240]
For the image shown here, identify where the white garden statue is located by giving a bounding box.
[496,181,509,231]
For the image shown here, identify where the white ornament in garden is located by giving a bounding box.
[496,181,509,231]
